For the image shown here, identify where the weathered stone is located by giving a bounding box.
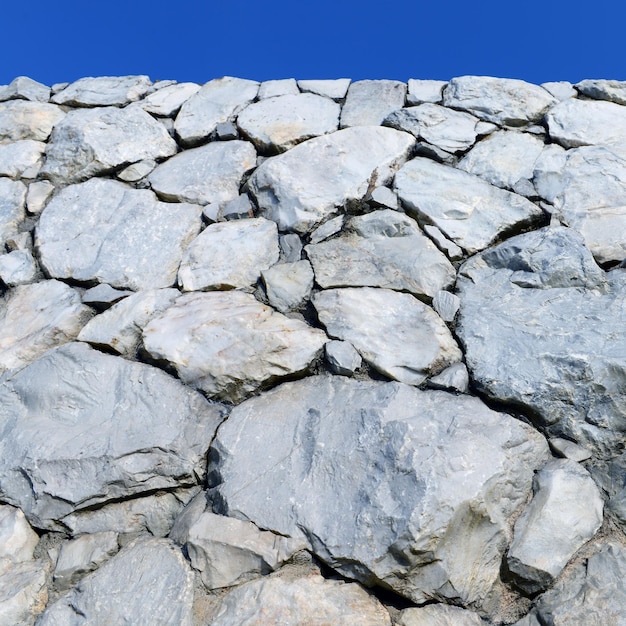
[257,78,299,98]
[38,538,194,626]
[396,604,484,626]
[576,79,626,105]
[0,140,45,179]
[443,76,556,126]
[541,81,576,101]
[432,290,460,322]
[0,249,39,286]
[116,158,156,182]
[0,280,92,375]
[548,438,592,462]
[209,376,549,609]
[340,79,407,127]
[309,215,344,244]
[589,453,626,529]
[178,218,279,291]
[306,210,455,299]
[5,232,31,252]
[369,185,399,210]
[211,572,391,626]
[0,100,65,142]
[215,120,238,140]
[0,342,226,530]
[174,76,259,146]
[143,291,327,402]
[168,492,209,545]
[138,82,200,116]
[394,157,543,254]
[0,506,39,563]
[41,105,177,184]
[220,194,254,220]
[51,75,152,107]
[0,559,48,626]
[456,226,626,457]
[25,180,53,214]
[0,76,50,102]
[0,177,26,247]
[427,362,470,393]
[248,126,414,233]
[312,287,461,385]
[324,340,361,376]
[279,233,303,262]
[37,178,203,290]
[262,260,314,312]
[81,283,133,307]
[78,288,180,355]
[407,79,447,104]
[148,140,256,206]
[298,78,351,100]
[423,225,464,260]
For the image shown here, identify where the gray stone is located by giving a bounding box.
[589,453,626,529]
[340,79,407,127]
[257,78,299,98]
[443,76,557,126]
[432,290,460,322]
[396,604,484,626]
[53,532,119,590]
[78,288,180,355]
[248,126,414,233]
[369,185,399,210]
[219,193,254,220]
[541,81,576,101]
[41,105,177,184]
[25,180,53,214]
[168,492,209,545]
[143,291,327,402]
[178,218,279,291]
[148,140,256,205]
[186,511,305,590]
[306,210,455,300]
[407,79,447,104]
[0,249,39,286]
[309,215,344,244]
[576,79,626,105]
[211,571,391,626]
[5,232,31,252]
[297,78,351,100]
[0,559,48,626]
[0,177,26,247]
[423,225,464,260]
[51,75,152,107]
[384,104,482,152]
[0,76,50,102]
[0,100,65,142]
[174,76,259,146]
[37,178,203,290]
[458,130,545,196]
[81,283,133,307]
[548,438,592,462]
[116,158,156,182]
[324,340,361,376]
[414,141,458,165]
[456,226,626,457]
[0,506,39,562]
[427,362,469,393]
[312,288,462,385]
[215,120,239,139]
[279,233,303,262]
[209,376,549,609]
[507,459,603,593]
[0,140,45,179]
[0,342,226,530]
[0,280,92,375]
[262,260,314,313]
[138,81,200,116]
[395,157,543,254]
[237,93,340,153]
[38,538,194,626]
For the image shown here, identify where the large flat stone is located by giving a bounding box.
[51,75,152,107]
[0,140,45,179]
[0,76,50,103]
[340,79,406,127]
[138,81,200,116]
[575,79,626,105]
[0,100,65,142]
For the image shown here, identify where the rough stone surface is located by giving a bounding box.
[309,215,344,244]
[25,180,53,214]
[262,260,314,312]
[0,76,50,103]
[324,339,362,376]
[549,438,592,462]
[138,81,200,116]
[407,79,447,104]
[81,283,133,307]
[576,78,626,105]
[432,290,460,322]
[297,78,351,100]
[257,78,299,98]
[0,559,48,626]
[396,604,484,626]
[279,233,303,262]
[541,81,576,100]
[340,79,407,127]
[427,362,470,393]
[0,100,65,142]
[0,177,26,247]
[0,505,39,563]
[0,139,45,179]
[0,249,39,286]
[51,75,152,107]
[116,158,156,182]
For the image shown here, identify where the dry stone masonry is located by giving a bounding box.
[0,73,624,624]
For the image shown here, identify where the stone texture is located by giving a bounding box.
[369,185,399,210]
[309,215,344,244]
[407,79,447,104]
[0,140,45,179]
[178,218,279,291]
[0,342,226,530]
[394,157,543,254]
[143,291,327,402]
[0,100,65,142]
[423,225,464,260]
[81,283,133,308]
[25,180,53,214]
[396,604,484,626]
[549,438,592,462]
[37,178,203,290]
[279,233,303,262]
[541,81,576,100]
[257,78,299,98]
[0,249,39,286]
[51,75,152,107]
[427,362,469,393]
[209,376,549,609]
[313,287,462,385]
[262,260,314,312]
[0,76,50,102]
[324,340,362,376]
[0,177,26,247]
[340,79,407,127]
[148,140,256,205]
[0,559,48,626]
[116,158,156,182]
[0,506,39,562]
[297,78,351,100]
[138,81,200,116]
[249,126,414,233]
[576,78,626,105]
[432,290,460,322]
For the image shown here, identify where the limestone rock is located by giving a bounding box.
[324,340,362,376]
[312,287,462,385]
[0,177,26,247]
[548,438,592,462]
[396,604,484,626]
[208,376,549,609]
[541,81,576,100]
[432,290,460,322]
[0,342,226,530]
[423,225,464,260]
[51,75,152,107]
[148,140,256,205]
[37,178,203,290]
[0,249,39,286]
[309,215,344,244]
[369,185,399,210]
[0,100,65,142]
[279,233,303,262]
[81,283,133,308]
[589,453,626,529]
[138,81,200,116]
[0,559,48,626]
[0,140,45,179]
[340,79,406,127]
[427,362,469,393]
[25,180,53,214]
[306,210,455,300]
[219,193,255,220]
[248,126,414,233]
[178,218,279,291]
[407,79,447,104]
[0,506,39,563]
[576,78,626,105]
[297,78,351,100]
[257,78,299,98]
[261,260,314,312]
[116,158,156,182]
[0,76,50,102]
[237,93,340,153]
[143,291,327,402]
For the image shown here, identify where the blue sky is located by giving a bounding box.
[2,0,623,87]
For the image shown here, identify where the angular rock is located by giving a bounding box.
[324,340,362,376]
[237,93,340,152]
[443,76,556,126]
[0,559,48,626]
[279,233,303,262]
[215,120,238,139]
[0,506,39,563]
[395,158,543,254]
[37,178,203,290]
[309,215,344,244]
[312,287,462,385]
[548,438,592,462]
[209,376,549,609]
[340,79,407,127]
[178,218,279,291]
[219,193,254,220]
[432,290,460,322]
[0,100,65,142]
[0,249,39,286]
[143,291,327,402]
[369,185,399,210]
[248,126,414,233]
[38,538,194,626]
[41,107,176,185]
[541,81,576,101]
[148,140,256,205]
[262,260,314,312]
[306,210,455,299]
[0,140,45,179]
[456,226,626,457]
[0,76,50,102]
[396,604,484,626]
[0,342,226,530]
[423,224,464,260]
[81,283,133,308]
[0,177,26,246]
[407,79,447,104]
[174,76,259,146]
[576,78,626,105]
[51,75,152,107]
[211,572,391,626]
[138,81,200,116]
[25,180,53,214]
[257,78,299,98]
[116,158,156,182]
[427,362,469,393]
[297,78,351,100]
[168,492,209,545]
[507,459,603,593]
[0,280,92,375]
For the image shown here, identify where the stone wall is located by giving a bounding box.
[1,74,625,625]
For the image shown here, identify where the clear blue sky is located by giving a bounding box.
[2,0,623,87]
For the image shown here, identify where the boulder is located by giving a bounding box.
[138,82,200,116]
[0,139,45,179]
[261,260,314,312]
[340,79,407,127]
[0,100,64,142]
[575,78,626,105]
[0,76,50,102]
[0,177,26,247]
[297,78,351,100]
[51,75,152,107]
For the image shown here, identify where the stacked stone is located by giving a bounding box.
[0,73,624,624]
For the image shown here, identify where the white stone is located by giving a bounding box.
[51,75,152,107]
[340,79,406,127]
[407,79,447,104]
[423,224,464,260]
[0,506,39,563]
[25,180,53,214]
[116,159,156,182]
[396,604,484,626]
[0,177,26,247]
[297,78,351,100]
[0,100,65,142]
[576,79,626,105]
[138,82,200,116]
[428,362,470,393]
[257,78,299,98]
[541,81,576,101]
[0,76,50,102]
[432,290,460,321]
[369,185,399,209]
[0,249,39,286]
[0,140,45,179]
[308,215,344,244]
[549,438,592,462]
[262,260,314,312]
[0,560,48,626]
[324,340,362,376]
